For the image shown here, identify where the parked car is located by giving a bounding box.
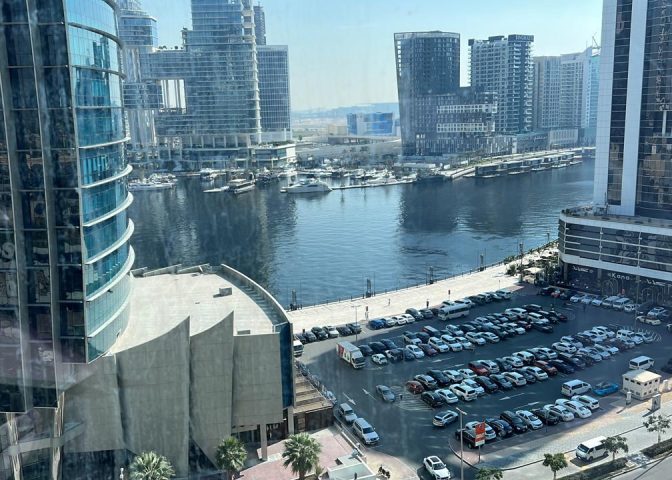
[571,395,600,411]
[532,408,560,425]
[556,399,591,418]
[358,344,373,356]
[516,410,543,430]
[336,326,352,336]
[548,359,576,374]
[427,369,451,387]
[419,344,439,357]
[381,339,400,350]
[465,332,487,346]
[423,456,452,479]
[464,421,497,441]
[406,308,424,321]
[553,341,577,354]
[449,384,478,402]
[543,404,574,422]
[468,361,490,376]
[428,337,451,353]
[592,381,619,396]
[421,391,445,408]
[415,374,438,391]
[481,332,501,343]
[462,379,486,396]
[325,325,339,338]
[304,331,318,342]
[376,385,396,402]
[475,376,499,393]
[346,323,362,334]
[458,368,477,380]
[531,320,554,333]
[435,388,459,404]
[368,318,386,330]
[406,380,424,394]
[440,335,464,352]
[443,369,464,384]
[490,374,514,390]
[534,360,558,376]
[521,366,549,381]
[485,417,513,438]
[371,353,387,365]
[499,411,528,433]
[405,344,425,359]
[311,326,329,340]
[454,428,478,448]
[384,348,404,362]
[368,341,387,354]
[403,331,422,345]
[502,371,527,387]
[420,308,434,319]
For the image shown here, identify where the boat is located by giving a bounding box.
[278,168,297,179]
[366,174,395,185]
[569,159,583,165]
[228,178,255,194]
[128,178,175,191]
[281,180,332,194]
[416,171,445,183]
[203,186,230,193]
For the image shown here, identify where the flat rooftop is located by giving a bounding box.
[623,369,661,382]
[111,265,286,353]
[561,205,672,230]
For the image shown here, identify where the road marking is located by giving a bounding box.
[432,359,443,363]
[362,388,374,399]
[499,393,525,401]
[453,363,464,368]
[343,393,356,406]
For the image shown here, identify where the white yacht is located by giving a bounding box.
[282,180,331,194]
[128,174,176,191]
[227,178,255,195]
[277,167,297,179]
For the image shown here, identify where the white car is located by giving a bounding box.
[544,404,574,422]
[393,315,407,326]
[516,410,543,430]
[631,334,644,345]
[536,347,558,359]
[440,335,463,352]
[465,332,486,346]
[624,303,638,313]
[481,332,500,343]
[502,355,524,368]
[561,336,583,349]
[502,371,527,387]
[594,344,617,356]
[639,315,661,325]
[506,323,526,335]
[571,394,600,411]
[556,399,591,419]
[423,456,451,480]
[581,331,603,343]
[570,294,585,303]
[443,370,464,383]
[578,347,602,362]
[325,325,339,338]
[481,360,500,374]
[405,344,425,359]
[464,421,497,440]
[592,326,615,338]
[591,297,605,306]
[428,338,451,353]
[581,294,597,304]
[496,289,513,300]
[435,388,459,404]
[449,384,477,402]
[552,341,577,354]
[459,368,477,380]
[505,307,528,319]
[455,336,474,350]
[400,313,415,324]
[371,354,388,365]
[455,298,474,308]
[521,366,548,381]
[462,379,485,396]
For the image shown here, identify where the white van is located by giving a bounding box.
[576,436,607,461]
[561,379,592,397]
[617,329,637,342]
[629,356,654,370]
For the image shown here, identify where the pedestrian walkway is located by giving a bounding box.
[287,262,522,332]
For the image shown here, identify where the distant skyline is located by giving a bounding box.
[141,0,603,111]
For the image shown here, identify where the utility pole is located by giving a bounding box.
[457,407,467,480]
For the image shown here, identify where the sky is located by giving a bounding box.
[141,0,603,111]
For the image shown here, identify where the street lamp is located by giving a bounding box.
[456,407,467,480]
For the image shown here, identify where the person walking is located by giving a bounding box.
[387,298,391,306]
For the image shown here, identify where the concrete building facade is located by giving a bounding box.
[533,56,561,130]
[258,45,292,142]
[346,112,395,136]
[558,0,672,307]
[469,34,535,135]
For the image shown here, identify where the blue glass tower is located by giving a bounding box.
[0,0,132,449]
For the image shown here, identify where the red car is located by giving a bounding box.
[468,361,489,376]
[406,380,425,394]
[419,344,438,357]
[534,360,558,376]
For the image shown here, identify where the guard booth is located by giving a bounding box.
[622,369,661,400]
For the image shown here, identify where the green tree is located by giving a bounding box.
[129,452,175,480]
[603,435,629,462]
[282,433,322,480]
[215,437,247,480]
[643,414,672,444]
[543,453,567,480]
[476,466,504,480]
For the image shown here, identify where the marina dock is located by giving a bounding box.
[330,178,415,190]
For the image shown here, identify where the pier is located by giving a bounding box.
[330,178,415,190]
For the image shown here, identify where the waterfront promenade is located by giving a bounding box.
[286,261,522,332]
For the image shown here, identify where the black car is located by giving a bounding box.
[427,369,451,387]
[523,304,543,312]
[538,286,555,296]
[532,408,561,426]
[381,339,399,350]
[574,333,595,346]
[346,323,362,334]
[336,326,352,336]
[559,289,575,300]
[460,324,477,333]
[430,307,441,316]
[608,338,633,350]
[490,374,514,390]
[538,310,558,324]
[311,326,328,340]
[475,376,499,393]
[500,411,528,433]
[531,320,554,333]
[406,308,424,321]
[419,344,439,357]
[358,344,373,356]
[494,358,514,372]
[386,348,404,362]
[485,417,513,437]
[421,391,445,408]
[403,348,415,361]
[295,333,307,344]
[420,308,434,319]
[548,359,576,374]
[573,352,596,366]
[368,341,387,354]
[304,331,317,342]
[416,332,431,344]
[547,311,568,322]
[454,428,478,448]
[517,369,537,384]
[559,353,586,369]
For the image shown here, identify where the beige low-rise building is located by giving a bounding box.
[622,369,661,400]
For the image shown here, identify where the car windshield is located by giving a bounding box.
[362,427,374,434]
[434,461,447,469]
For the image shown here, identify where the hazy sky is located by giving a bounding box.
[142,0,603,111]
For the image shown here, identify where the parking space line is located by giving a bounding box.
[343,392,356,405]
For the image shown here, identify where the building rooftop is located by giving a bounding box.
[622,369,661,383]
[110,264,287,352]
[561,205,672,230]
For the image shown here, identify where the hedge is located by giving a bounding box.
[641,437,672,458]
[558,458,627,480]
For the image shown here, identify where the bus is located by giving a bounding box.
[438,303,470,320]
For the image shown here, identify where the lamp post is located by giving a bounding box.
[456,407,467,480]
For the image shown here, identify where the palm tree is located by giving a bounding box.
[129,452,175,480]
[603,435,629,462]
[543,453,567,480]
[282,433,322,480]
[476,466,504,480]
[215,437,248,480]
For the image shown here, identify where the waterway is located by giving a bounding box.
[128,160,595,307]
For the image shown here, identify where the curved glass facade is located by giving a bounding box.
[66,0,133,362]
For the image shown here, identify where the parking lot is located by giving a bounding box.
[298,289,672,478]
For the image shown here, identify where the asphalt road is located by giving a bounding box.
[299,292,672,478]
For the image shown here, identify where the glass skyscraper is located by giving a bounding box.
[0,0,132,474]
[559,0,672,306]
